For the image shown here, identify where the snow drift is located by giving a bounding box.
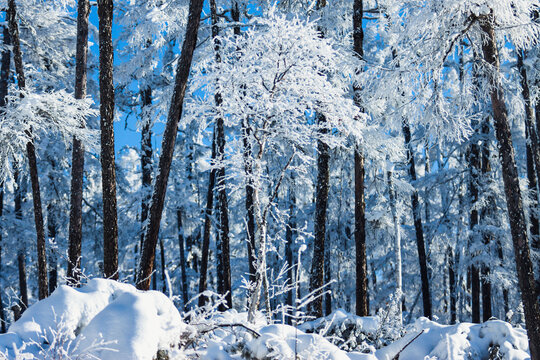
[0,279,189,359]
[0,279,532,360]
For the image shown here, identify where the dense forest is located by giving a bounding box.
[0,0,539,359]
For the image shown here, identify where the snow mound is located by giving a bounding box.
[0,278,189,359]
[243,324,376,360]
[299,308,380,334]
[376,317,530,360]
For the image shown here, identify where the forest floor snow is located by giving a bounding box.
[0,279,531,360]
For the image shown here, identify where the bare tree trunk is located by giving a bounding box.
[198,133,217,306]
[388,169,402,325]
[138,85,152,283]
[231,2,256,285]
[0,21,11,333]
[47,161,58,294]
[480,121,492,322]
[177,209,189,308]
[324,244,332,316]
[285,177,296,324]
[209,0,231,310]
[497,239,510,320]
[517,50,540,241]
[243,121,256,283]
[159,238,166,293]
[67,0,90,286]
[402,120,432,319]
[480,16,540,359]
[468,125,481,323]
[14,171,27,315]
[352,0,368,318]
[98,0,118,280]
[448,246,457,324]
[8,0,48,299]
[137,0,205,290]
[310,113,330,318]
[0,184,5,332]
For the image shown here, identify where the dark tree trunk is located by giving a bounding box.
[352,0,368,317]
[137,0,205,290]
[0,184,5,332]
[310,113,330,318]
[159,238,166,293]
[210,0,232,310]
[448,246,457,324]
[138,85,152,284]
[232,1,256,284]
[198,133,217,306]
[98,0,118,280]
[497,240,510,320]
[243,122,256,283]
[67,0,90,286]
[468,124,481,323]
[480,16,540,359]
[14,171,27,314]
[0,21,11,333]
[47,160,58,294]
[0,24,10,105]
[47,202,58,294]
[517,51,540,240]
[480,121,492,322]
[324,244,332,316]
[402,120,432,319]
[8,0,48,299]
[177,209,189,308]
[285,178,296,324]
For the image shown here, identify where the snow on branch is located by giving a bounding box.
[0,87,98,181]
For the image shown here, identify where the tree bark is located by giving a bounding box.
[324,244,332,316]
[177,209,189,308]
[0,184,5,332]
[310,113,330,318]
[285,177,296,324]
[47,200,58,294]
[14,171,27,314]
[0,21,10,333]
[388,169,403,325]
[8,0,48,299]
[210,0,232,310]
[468,124,481,323]
[159,238,166,293]
[141,86,152,248]
[448,246,457,324]
[480,121,492,322]
[137,0,205,290]
[138,85,152,283]
[517,51,540,240]
[67,0,90,286]
[402,120,432,319]
[352,0,368,318]
[98,0,118,280]
[243,121,256,283]
[480,16,540,359]
[231,3,256,284]
[198,133,217,306]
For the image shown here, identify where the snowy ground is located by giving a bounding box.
[0,279,531,359]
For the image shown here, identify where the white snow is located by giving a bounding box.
[0,281,532,360]
[375,317,530,360]
[0,279,189,359]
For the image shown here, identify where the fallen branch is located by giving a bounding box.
[392,330,424,360]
